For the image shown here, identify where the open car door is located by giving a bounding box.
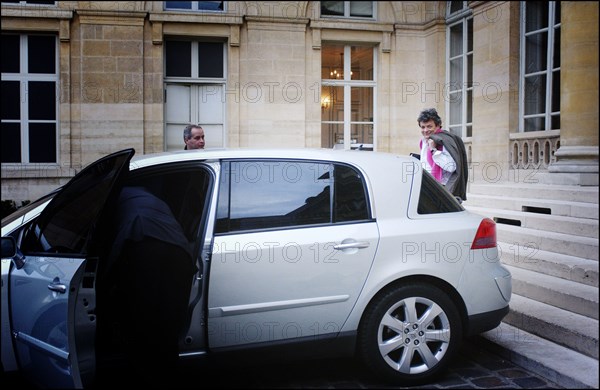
[8,149,134,388]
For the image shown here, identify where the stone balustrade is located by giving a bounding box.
[509,131,561,170]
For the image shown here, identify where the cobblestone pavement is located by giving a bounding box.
[3,337,562,389]
[189,337,562,389]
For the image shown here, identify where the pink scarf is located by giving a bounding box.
[420,129,444,181]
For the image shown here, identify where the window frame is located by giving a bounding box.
[320,1,376,20]
[445,1,473,138]
[1,32,59,164]
[0,1,56,6]
[215,159,372,235]
[163,1,226,12]
[321,44,377,151]
[519,1,561,132]
[163,38,227,150]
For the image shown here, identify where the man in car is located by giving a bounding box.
[109,186,197,387]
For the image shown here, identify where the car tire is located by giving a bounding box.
[358,283,462,385]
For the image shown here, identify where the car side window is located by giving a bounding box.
[334,164,370,222]
[216,160,371,234]
[417,172,464,214]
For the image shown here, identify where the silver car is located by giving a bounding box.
[1,148,511,387]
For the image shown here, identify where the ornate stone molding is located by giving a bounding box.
[77,10,146,26]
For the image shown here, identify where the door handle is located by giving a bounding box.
[48,283,67,294]
[333,241,370,250]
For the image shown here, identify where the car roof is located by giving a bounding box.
[129,148,416,171]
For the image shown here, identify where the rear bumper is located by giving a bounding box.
[466,305,509,337]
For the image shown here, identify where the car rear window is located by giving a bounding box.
[417,172,464,214]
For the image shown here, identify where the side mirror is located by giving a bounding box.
[1,236,26,269]
[455,196,464,204]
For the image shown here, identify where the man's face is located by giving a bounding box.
[419,120,440,139]
[185,127,205,149]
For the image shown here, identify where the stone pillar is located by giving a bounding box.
[549,2,599,176]
[74,10,146,165]
[470,2,519,182]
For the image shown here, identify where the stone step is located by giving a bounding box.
[477,322,599,389]
[465,193,599,220]
[468,182,600,204]
[503,294,599,359]
[505,264,599,320]
[466,205,599,238]
[496,224,599,261]
[498,241,599,287]
[503,170,599,186]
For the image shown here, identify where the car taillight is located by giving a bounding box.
[471,218,497,249]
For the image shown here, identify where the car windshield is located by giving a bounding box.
[1,188,60,229]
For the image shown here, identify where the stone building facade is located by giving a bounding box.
[1,1,598,204]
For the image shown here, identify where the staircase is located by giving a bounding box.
[464,177,599,388]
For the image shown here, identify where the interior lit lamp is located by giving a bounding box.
[329,53,353,79]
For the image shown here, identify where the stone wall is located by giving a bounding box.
[1,1,598,204]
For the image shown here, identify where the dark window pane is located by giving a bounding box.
[418,172,463,214]
[165,1,192,9]
[449,23,463,57]
[29,122,56,163]
[555,1,560,24]
[524,117,545,132]
[449,92,462,125]
[226,161,331,232]
[334,164,369,222]
[525,32,548,73]
[466,89,473,123]
[198,42,223,78]
[467,18,473,52]
[467,54,473,87]
[526,2,549,32]
[2,81,21,120]
[215,161,231,233]
[448,126,461,137]
[350,2,372,17]
[552,70,560,112]
[1,123,22,163]
[524,75,546,115]
[198,1,223,10]
[28,81,56,120]
[449,57,463,85]
[450,1,463,14]
[551,114,560,130]
[1,34,20,73]
[166,40,191,77]
[321,1,344,16]
[553,26,560,68]
[28,35,56,74]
